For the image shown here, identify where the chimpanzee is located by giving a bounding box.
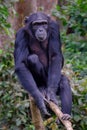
[14,12,72,120]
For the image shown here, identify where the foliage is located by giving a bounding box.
[0,48,34,130]
[53,0,87,36]
[0,0,18,34]
[72,76,87,130]
[52,0,87,129]
[62,33,87,77]
[52,0,87,77]
[0,0,34,129]
[0,4,8,26]
[0,4,10,33]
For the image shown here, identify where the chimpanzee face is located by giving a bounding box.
[32,19,48,42]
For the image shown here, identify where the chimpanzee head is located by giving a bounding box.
[24,12,50,42]
[32,18,48,42]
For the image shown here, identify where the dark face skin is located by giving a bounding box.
[32,19,48,42]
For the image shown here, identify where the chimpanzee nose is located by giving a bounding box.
[39,28,43,32]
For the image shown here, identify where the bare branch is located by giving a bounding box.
[29,96,73,130]
[29,96,45,130]
[46,100,73,130]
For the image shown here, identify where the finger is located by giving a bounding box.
[61,114,71,120]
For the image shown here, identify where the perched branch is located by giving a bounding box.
[29,95,45,130]
[29,95,73,130]
[45,99,73,130]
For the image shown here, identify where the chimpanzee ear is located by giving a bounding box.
[24,17,33,38]
[24,16,29,24]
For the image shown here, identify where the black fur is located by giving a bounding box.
[14,12,72,118]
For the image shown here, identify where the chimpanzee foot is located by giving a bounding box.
[56,114,71,125]
[61,114,71,120]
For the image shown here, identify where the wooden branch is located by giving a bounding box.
[29,96,45,130]
[29,95,73,130]
[46,100,73,130]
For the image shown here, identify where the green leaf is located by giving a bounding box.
[0,49,3,54]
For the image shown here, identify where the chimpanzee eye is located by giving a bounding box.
[33,23,40,26]
[32,23,40,30]
[32,21,48,30]
[42,22,48,29]
[42,22,47,25]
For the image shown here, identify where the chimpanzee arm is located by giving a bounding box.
[14,29,48,115]
[47,21,63,93]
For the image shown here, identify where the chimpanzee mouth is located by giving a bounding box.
[35,31,47,42]
[37,33,47,41]
[38,36,45,41]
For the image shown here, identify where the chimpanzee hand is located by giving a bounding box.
[33,90,50,117]
[39,87,58,105]
[46,89,58,105]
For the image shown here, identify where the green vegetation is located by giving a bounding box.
[53,0,87,129]
[0,1,34,130]
[0,49,35,129]
[0,0,87,129]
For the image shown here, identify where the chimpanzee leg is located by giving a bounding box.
[28,54,46,82]
[27,54,50,117]
[59,75,72,119]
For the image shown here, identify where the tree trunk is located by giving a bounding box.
[13,0,37,31]
[57,0,67,6]
[37,0,57,14]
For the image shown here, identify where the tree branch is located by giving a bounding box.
[45,99,73,130]
[29,96,73,130]
[29,95,45,130]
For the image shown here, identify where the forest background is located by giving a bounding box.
[0,0,87,130]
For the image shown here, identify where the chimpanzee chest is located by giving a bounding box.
[29,41,48,67]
